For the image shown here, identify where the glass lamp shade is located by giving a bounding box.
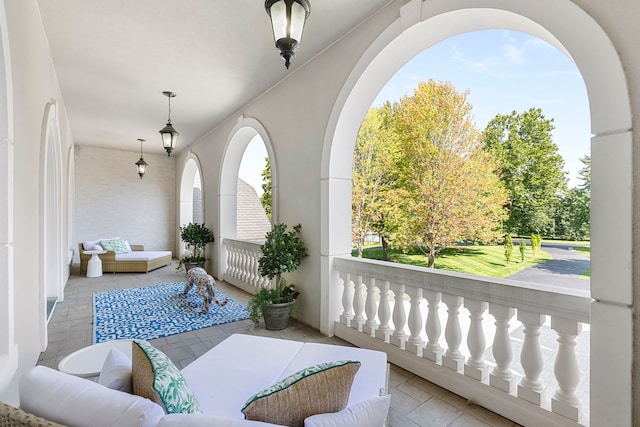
[159,122,179,156]
[265,0,310,68]
[135,156,148,179]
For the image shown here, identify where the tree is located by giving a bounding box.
[260,157,272,220]
[504,235,513,263]
[391,80,508,267]
[352,103,398,258]
[519,239,526,262]
[484,108,568,235]
[554,154,590,240]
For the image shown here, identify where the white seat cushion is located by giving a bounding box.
[115,251,172,261]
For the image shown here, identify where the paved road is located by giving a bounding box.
[507,242,590,292]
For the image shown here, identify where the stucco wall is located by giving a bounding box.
[0,0,75,404]
[73,145,176,261]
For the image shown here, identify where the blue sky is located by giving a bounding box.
[240,29,590,193]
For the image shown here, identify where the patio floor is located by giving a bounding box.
[38,262,521,427]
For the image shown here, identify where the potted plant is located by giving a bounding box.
[177,222,215,272]
[249,223,308,330]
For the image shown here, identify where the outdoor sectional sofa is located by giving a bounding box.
[78,242,172,274]
[13,334,390,427]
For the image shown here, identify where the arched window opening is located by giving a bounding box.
[237,134,271,241]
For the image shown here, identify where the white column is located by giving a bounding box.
[405,286,424,355]
[518,311,547,406]
[551,317,582,422]
[375,280,392,343]
[442,294,464,372]
[489,304,516,393]
[464,299,489,382]
[363,277,378,336]
[422,290,442,363]
[339,272,354,326]
[390,283,407,348]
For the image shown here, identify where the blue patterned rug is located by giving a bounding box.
[93,282,250,343]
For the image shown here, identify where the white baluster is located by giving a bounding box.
[442,294,464,372]
[363,277,378,336]
[248,251,257,285]
[464,299,490,382]
[390,283,407,349]
[375,281,392,343]
[551,317,583,422]
[339,272,354,326]
[518,311,547,406]
[405,287,424,355]
[490,304,516,393]
[227,246,236,278]
[351,275,365,332]
[421,290,442,363]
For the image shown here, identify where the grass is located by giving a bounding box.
[354,245,552,279]
[572,246,591,278]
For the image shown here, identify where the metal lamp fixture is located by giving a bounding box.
[159,91,179,156]
[265,0,310,69]
[135,138,148,179]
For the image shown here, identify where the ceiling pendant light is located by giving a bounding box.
[135,138,148,179]
[159,91,179,156]
[265,0,310,69]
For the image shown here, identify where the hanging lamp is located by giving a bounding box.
[159,91,179,156]
[135,138,148,179]
[265,0,310,69]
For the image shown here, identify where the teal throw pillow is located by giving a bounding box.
[100,238,130,254]
[131,340,202,414]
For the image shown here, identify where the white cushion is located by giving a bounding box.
[19,365,164,427]
[115,251,172,261]
[304,395,391,427]
[98,348,132,393]
[158,414,287,427]
[83,237,118,250]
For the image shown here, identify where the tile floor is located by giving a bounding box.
[38,262,520,427]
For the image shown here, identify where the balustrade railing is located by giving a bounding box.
[223,238,269,294]
[334,255,591,427]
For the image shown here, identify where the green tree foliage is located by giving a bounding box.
[391,80,508,268]
[260,157,272,220]
[484,108,568,235]
[554,154,590,240]
[352,102,398,258]
[504,235,514,263]
[519,238,526,262]
[258,223,308,286]
[530,233,542,258]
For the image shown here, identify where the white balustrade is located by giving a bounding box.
[222,238,269,294]
[333,255,590,427]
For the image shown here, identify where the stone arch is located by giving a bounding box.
[178,153,204,259]
[217,116,276,279]
[0,0,16,392]
[321,1,631,424]
[39,101,64,351]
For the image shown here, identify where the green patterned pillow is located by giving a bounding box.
[131,340,202,414]
[242,360,360,427]
[100,238,130,254]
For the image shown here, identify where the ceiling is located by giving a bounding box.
[37,0,394,155]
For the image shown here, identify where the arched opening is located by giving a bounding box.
[237,134,271,240]
[0,0,17,392]
[178,154,204,260]
[40,101,64,351]
[322,2,631,425]
[217,117,276,280]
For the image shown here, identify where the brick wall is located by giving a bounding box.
[73,145,176,262]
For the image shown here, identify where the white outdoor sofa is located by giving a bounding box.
[16,334,390,427]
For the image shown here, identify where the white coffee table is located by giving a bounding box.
[58,339,133,378]
[84,249,106,277]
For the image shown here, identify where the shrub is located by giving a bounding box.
[504,235,513,263]
[519,239,526,262]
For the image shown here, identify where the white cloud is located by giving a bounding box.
[503,44,524,64]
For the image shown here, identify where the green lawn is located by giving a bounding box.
[355,245,552,279]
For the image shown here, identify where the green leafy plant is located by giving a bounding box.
[177,222,215,270]
[519,238,526,262]
[258,223,308,286]
[249,223,308,326]
[504,235,513,263]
